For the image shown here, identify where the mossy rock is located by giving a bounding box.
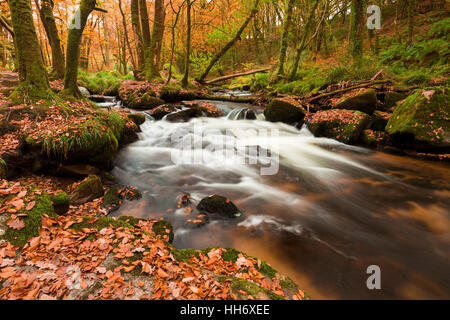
[307,109,371,144]
[264,98,306,124]
[128,94,165,110]
[1,193,57,247]
[384,91,408,108]
[128,113,146,126]
[0,158,7,179]
[197,195,243,219]
[230,278,285,300]
[386,88,450,149]
[335,89,378,114]
[68,216,138,233]
[51,191,70,215]
[152,220,174,244]
[70,175,104,205]
[150,104,183,120]
[371,111,392,131]
[102,188,122,213]
[119,81,164,110]
[360,129,390,148]
[160,84,199,102]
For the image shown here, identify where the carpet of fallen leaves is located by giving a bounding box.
[0,178,305,300]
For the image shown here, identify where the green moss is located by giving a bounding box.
[0,158,7,179]
[70,175,104,205]
[51,191,70,215]
[230,278,285,300]
[384,91,408,108]
[128,114,146,126]
[386,87,450,148]
[264,98,306,124]
[171,248,200,262]
[69,216,135,232]
[2,193,57,247]
[336,89,378,114]
[152,220,174,243]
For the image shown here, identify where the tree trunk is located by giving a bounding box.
[139,0,151,52]
[36,0,65,79]
[197,0,260,83]
[7,0,50,100]
[63,0,97,97]
[407,0,416,45]
[181,0,192,88]
[146,0,166,79]
[118,0,136,72]
[351,0,365,60]
[131,0,144,71]
[288,0,319,80]
[274,0,295,80]
[167,0,183,84]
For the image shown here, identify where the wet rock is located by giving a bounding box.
[371,111,392,131]
[307,109,371,144]
[159,84,199,102]
[119,121,140,145]
[182,101,223,118]
[264,98,306,124]
[55,164,100,178]
[185,213,210,229]
[0,158,6,179]
[197,195,243,219]
[386,88,450,149]
[335,89,378,114]
[384,91,408,109]
[119,80,164,110]
[51,191,70,215]
[165,108,203,122]
[70,175,104,205]
[128,113,146,126]
[89,95,116,103]
[152,220,174,243]
[79,86,90,97]
[150,104,183,120]
[361,129,391,148]
[102,188,122,213]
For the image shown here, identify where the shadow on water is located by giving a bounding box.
[112,99,450,299]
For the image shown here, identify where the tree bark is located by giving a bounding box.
[197,0,260,83]
[35,0,65,79]
[274,0,295,80]
[351,0,365,60]
[181,0,192,87]
[131,0,144,71]
[139,0,151,52]
[63,0,97,97]
[146,0,166,79]
[7,0,50,99]
[118,0,136,72]
[288,0,319,80]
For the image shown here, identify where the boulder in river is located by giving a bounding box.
[102,188,122,213]
[152,220,174,243]
[128,113,146,126]
[386,88,450,149]
[264,98,306,124]
[159,84,199,102]
[307,109,371,144]
[150,104,183,120]
[335,89,378,114]
[370,111,392,131]
[164,101,222,122]
[78,86,90,97]
[119,80,164,110]
[360,129,391,148]
[70,175,104,205]
[197,195,243,219]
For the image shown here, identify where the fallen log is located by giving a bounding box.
[204,68,272,85]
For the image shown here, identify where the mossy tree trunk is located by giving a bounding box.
[63,0,97,97]
[407,0,416,45]
[197,0,260,83]
[35,0,65,79]
[146,0,166,79]
[351,0,365,61]
[139,0,151,53]
[181,0,193,88]
[288,0,319,81]
[131,0,144,72]
[7,0,50,100]
[274,0,295,81]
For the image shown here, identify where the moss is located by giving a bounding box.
[197,195,242,219]
[51,191,70,215]
[386,87,450,148]
[264,98,306,124]
[70,175,104,205]
[230,278,285,300]
[102,188,122,212]
[171,248,200,262]
[384,91,408,108]
[117,216,142,227]
[0,158,7,179]
[69,216,135,232]
[128,114,146,126]
[2,193,57,247]
[152,220,174,244]
[335,89,378,114]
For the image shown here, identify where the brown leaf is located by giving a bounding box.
[6,217,25,230]
[26,201,35,211]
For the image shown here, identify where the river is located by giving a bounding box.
[111,98,450,300]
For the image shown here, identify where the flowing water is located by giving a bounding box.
[112,99,450,300]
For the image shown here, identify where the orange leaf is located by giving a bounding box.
[6,218,25,230]
[26,201,35,211]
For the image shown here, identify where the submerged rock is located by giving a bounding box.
[70,175,104,205]
[335,89,378,114]
[150,104,184,120]
[386,88,450,149]
[307,109,370,144]
[197,195,243,219]
[264,98,306,124]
